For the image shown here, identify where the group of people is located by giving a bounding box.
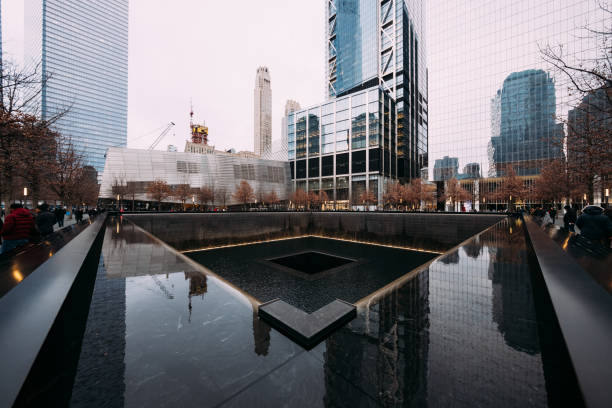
[532,204,612,248]
[0,203,95,255]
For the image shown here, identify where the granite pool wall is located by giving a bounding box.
[126,212,505,253]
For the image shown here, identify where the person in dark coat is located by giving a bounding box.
[1,203,36,254]
[75,208,83,224]
[54,206,66,227]
[563,205,577,231]
[35,203,56,237]
[576,205,612,244]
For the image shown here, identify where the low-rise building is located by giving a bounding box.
[99,147,291,207]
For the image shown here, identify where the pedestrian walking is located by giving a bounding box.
[542,211,553,226]
[35,203,56,237]
[75,208,84,224]
[54,206,66,227]
[1,203,36,254]
[563,205,577,231]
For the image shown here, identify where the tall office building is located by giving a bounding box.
[427,0,607,181]
[489,70,564,176]
[326,0,428,179]
[254,66,272,156]
[280,100,300,153]
[24,0,128,176]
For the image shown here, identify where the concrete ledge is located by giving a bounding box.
[523,216,612,408]
[259,299,356,349]
[0,215,107,408]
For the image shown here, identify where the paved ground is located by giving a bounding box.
[53,215,90,231]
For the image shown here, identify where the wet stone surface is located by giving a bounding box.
[268,251,355,274]
[186,237,437,313]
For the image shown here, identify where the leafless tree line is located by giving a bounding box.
[0,61,98,208]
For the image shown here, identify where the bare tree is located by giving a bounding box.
[74,166,100,207]
[48,136,84,209]
[540,2,611,106]
[147,179,171,209]
[535,159,571,204]
[217,186,229,209]
[540,3,612,202]
[442,178,472,211]
[233,180,255,210]
[358,190,376,211]
[111,175,127,209]
[263,191,280,209]
[290,189,308,210]
[174,183,192,211]
[1,61,69,205]
[198,185,214,210]
[492,166,526,210]
[383,181,402,210]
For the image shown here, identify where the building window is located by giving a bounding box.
[296,159,306,179]
[308,157,320,178]
[369,148,381,172]
[336,153,349,175]
[351,150,366,173]
[322,155,334,176]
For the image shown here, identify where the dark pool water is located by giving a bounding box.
[68,217,582,407]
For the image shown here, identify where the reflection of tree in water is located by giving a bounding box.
[439,249,459,264]
[483,219,540,354]
[323,270,430,406]
[252,310,271,356]
[184,271,207,323]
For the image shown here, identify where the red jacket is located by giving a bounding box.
[1,208,35,241]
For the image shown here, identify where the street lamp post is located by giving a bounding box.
[23,187,28,207]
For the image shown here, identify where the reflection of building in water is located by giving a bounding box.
[486,226,540,354]
[427,219,546,406]
[323,270,429,406]
[252,310,271,356]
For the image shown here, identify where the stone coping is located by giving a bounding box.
[523,216,612,408]
[0,215,107,408]
[258,299,356,349]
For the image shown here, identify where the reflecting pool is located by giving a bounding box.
[69,217,581,407]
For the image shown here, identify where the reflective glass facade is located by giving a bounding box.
[427,0,607,181]
[288,86,396,207]
[490,70,564,176]
[26,0,128,175]
[100,148,291,206]
[326,0,428,180]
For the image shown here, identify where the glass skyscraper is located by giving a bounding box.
[326,0,428,179]
[25,0,128,175]
[489,69,564,177]
[427,0,607,181]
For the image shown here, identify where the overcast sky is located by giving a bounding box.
[2,0,325,152]
[2,0,607,174]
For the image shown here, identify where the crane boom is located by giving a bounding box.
[148,122,175,150]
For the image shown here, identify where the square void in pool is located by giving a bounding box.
[185,236,437,313]
[268,251,354,274]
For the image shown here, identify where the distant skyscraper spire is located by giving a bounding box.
[254,67,272,156]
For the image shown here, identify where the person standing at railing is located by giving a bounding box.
[1,203,36,254]
[35,204,56,237]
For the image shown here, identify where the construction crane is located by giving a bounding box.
[148,122,175,150]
